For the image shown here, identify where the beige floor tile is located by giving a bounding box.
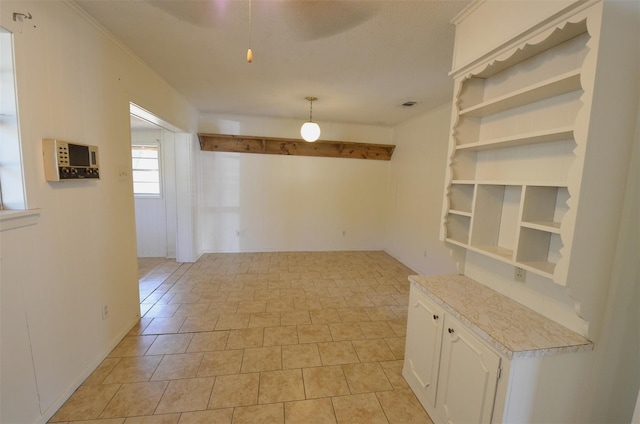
[352,339,396,362]
[109,335,157,357]
[264,326,299,346]
[280,288,307,298]
[342,362,393,394]
[146,334,193,355]
[284,398,337,424]
[329,323,365,341]
[267,298,295,312]
[282,344,322,369]
[366,294,399,307]
[101,381,168,418]
[197,350,243,377]
[259,369,305,404]
[376,389,432,424]
[331,393,388,424]
[297,324,333,343]
[124,414,180,423]
[51,252,416,423]
[358,321,396,339]
[155,377,215,414]
[173,303,211,318]
[280,310,312,326]
[364,307,399,322]
[241,346,282,372]
[379,360,409,389]
[236,300,267,314]
[178,315,218,333]
[226,290,255,302]
[385,337,406,359]
[103,356,163,384]
[232,403,284,424]
[302,366,350,399]
[206,302,237,315]
[310,309,342,324]
[389,305,408,320]
[144,304,180,318]
[317,341,359,366]
[387,319,407,337]
[248,312,281,328]
[268,280,292,290]
[49,384,120,421]
[70,418,125,424]
[214,313,249,330]
[186,331,229,352]
[143,317,187,335]
[254,289,281,300]
[319,297,349,309]
[337,308,370,323]
[82,358,121,385]
[226,327,264,349]
[208,373,260,409]
[177,408,233,424]
[151,352,203,381]
[294,298,323,311]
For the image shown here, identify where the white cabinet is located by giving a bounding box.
[404,287,444,407]
[404,286,501,424]
[437,315,501,424]
[404,276,593,424]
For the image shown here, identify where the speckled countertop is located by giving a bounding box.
[409,274,593,359]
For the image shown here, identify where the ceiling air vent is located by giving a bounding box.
[401,101,418,107]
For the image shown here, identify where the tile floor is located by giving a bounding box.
[49,251,433,424]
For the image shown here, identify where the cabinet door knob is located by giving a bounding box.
[448,328,455,334]
[433,314,439,321]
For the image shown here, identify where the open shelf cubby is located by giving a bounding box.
[469,184,521,261]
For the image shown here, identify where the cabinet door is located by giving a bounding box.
[436,315,501,424]
[403,288,444,407]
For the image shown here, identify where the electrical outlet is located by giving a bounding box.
[102,305,109,320]
[515,267,527,282]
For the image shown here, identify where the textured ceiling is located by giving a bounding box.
[77,0,470,127]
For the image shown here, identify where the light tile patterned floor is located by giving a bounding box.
[49,251,434,424]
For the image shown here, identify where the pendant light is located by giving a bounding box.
[301,96,320,142]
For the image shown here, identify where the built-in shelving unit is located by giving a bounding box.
[442,19,591,284]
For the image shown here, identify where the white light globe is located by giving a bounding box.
[301,122,321,142]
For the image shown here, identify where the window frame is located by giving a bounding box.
[131,142,163,199]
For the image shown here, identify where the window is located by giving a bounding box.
[0,26,26,210]
[132,144,161,197]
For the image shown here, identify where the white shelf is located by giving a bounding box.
[521,220,561,234]
[449,209,472,217]
[456,127,574,151]
[459,69,582,118]
[470,245,514,261]
[446,237,469,248]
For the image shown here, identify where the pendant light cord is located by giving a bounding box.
[247,0,253,62]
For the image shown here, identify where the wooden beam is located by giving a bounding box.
[198,133,395,161]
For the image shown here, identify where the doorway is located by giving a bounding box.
[130,115,176,258]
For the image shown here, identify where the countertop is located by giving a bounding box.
[409,274,593,359]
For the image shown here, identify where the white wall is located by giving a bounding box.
[198,114,393,254]
[385,103,460,275]
[0,2,198,423]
